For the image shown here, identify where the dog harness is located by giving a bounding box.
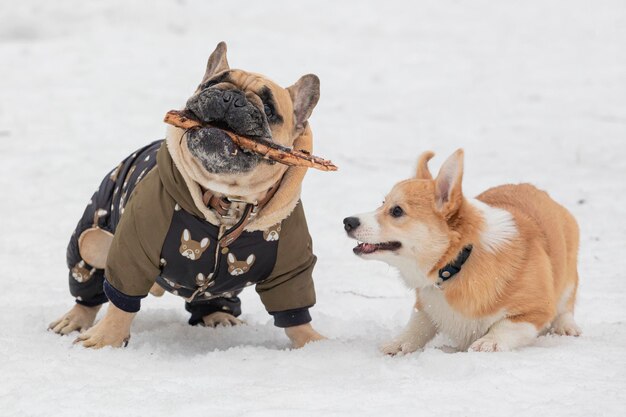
[201,179,280,248]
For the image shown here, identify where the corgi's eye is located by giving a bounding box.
[390,206,404,218]
[195,249,199,253]
[182,245,187,250]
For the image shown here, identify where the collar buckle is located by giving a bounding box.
[437,244,473,283]
[225,196,258,206]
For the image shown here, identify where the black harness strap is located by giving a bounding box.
[438,245,473,282]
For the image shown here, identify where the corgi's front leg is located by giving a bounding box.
[469,319,538,352]
[74,303,135,348]
[381,310,437,355]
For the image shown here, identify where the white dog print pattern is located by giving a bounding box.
[263,224,281,241]
[71,260,95,283]
[179,229,210,260]
[227,253,256,276]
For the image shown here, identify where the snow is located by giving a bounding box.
[1,0,626,416]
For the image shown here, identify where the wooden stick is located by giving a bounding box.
[164,110,338,172]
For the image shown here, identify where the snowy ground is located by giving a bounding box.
[1,1,625,416]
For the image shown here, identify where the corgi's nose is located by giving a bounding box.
[343,217,360,232]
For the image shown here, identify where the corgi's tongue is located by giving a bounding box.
[359,243,379,254]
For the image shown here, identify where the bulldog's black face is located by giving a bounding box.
[185,73,276,174]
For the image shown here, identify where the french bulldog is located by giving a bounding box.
[50,42,325,349]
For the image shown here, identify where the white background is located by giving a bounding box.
[1,1,625,416]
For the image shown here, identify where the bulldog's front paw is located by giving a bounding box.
[381,335,422,356]
[73,304,134,349]
[48,304,101,335]
[202,312,244,327]
[284,323,326,348]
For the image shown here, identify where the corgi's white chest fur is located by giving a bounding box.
[393,260,505,350]
[419,286,505,350]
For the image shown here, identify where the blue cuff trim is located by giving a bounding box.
[103,280,144,313]
[270,307,312,328]
[76,293,108,307]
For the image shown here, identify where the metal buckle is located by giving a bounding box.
[220,197,258,220]
[226,197,258,205]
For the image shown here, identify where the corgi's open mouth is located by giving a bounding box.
[353,241,402,255]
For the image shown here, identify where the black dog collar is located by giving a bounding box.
[438,245,473,282]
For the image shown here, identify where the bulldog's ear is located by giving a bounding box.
[287,74,320,131]
[202,41,230,83]
[415,151,435,180]
[434,149,464,218]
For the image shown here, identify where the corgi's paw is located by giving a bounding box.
[469,337,507,352]
[552,323,582,337]
[202,312,244,327]
[550,313,582,337]
[48,304,101,335]
[470,319,538,352]
[381,336,422,356]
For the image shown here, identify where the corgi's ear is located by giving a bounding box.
[246,254,255,265]
[227,253,235,263]
[434,149,464,217]
[182,229,190,242]
[415,151,435,180]
[200,237,209,249]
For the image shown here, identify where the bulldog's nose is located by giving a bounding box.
[222,90,246,107]
[343,217,360,232]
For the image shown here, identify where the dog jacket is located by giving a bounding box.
[67,140,316,327]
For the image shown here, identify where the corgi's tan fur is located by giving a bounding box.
[345,149,580,353]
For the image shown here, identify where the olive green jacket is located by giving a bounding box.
[103,143,316,322]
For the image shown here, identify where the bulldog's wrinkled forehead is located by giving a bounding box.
[199,69,290,126]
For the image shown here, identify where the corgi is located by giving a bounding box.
[343,149,581,353]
